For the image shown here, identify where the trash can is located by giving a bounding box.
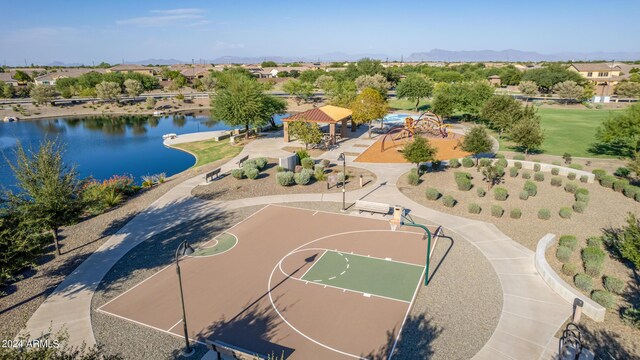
[393,205,404,221]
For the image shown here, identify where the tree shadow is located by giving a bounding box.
[578,325,639,360]
[363,313,442,360]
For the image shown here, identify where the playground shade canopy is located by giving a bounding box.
[282,105,353,144]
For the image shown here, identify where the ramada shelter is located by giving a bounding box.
[282,105,353,145]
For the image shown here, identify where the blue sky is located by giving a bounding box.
[1,0,639,65]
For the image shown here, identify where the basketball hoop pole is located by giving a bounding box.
[399,216,432,286]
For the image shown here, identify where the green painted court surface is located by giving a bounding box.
[301,250,424,302]
[192,233,237,256]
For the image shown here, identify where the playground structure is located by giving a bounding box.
[380,111,451,152]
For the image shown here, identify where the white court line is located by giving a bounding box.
[300,278,411,304]
[188,233,238,258]
[335,250,424,268]
[299,250,327,280]
[167,319,183,332]
[312,211,318,216]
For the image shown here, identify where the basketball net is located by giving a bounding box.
[389,219,400,231]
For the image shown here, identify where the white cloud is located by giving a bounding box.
[116,8,207,27]
[151,8,205,15]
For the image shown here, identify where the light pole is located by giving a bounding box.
[337,152,346,212]
[175,241,195,357]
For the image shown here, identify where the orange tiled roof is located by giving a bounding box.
[283,105,352,123]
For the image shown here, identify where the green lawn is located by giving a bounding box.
[172,139,243,167]
[496,107,620,158]
[301,250,423,302]
[388,98,431,112]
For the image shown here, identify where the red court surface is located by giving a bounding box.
[98,205,431,359]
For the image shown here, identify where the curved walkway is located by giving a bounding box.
[22,132,571,360]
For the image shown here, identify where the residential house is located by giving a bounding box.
[568,63,629,96]
[34,68,106,86]
[0,73,19,86]
[107,64,158,76]
[488,75,501,87]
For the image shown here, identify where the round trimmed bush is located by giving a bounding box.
[496,158,508,168]
[592,169,606,181]
[294,169,314,185]
[491,205,504,218]
[276,171,295,186]
[584,259,603,277]
[574,273,593,292]
[636,192,640,202]
[582,246,605,264]
[495,153,505,159]
[559,235,577,250]
[599,175,616,188]
[538,208,551,220]
[524,181,537,196]
[613,179,629,193]
[255,157,268,169]
[477,188,486,197]
[479,158,492,167]
[522,171,531,179]
[321,159,330,168]
[551,167,560,175]
[513,154,525,160]
[462,157,474,168]
[449,158,461,168]
[425,188,441,200]
[591,290,615,309]
[494,187,508,201]
[575,188,589,196]
[622,308,640,329]
[580,175,588,183]
[301,157,314,169]
[551,177,562,187]
[623,185,638,199]
[442,195,456,208]
[337,171,347,182]
[604,276,626,294]
[514,161,522,169]
[564,181,578,194]
[276,165,286,172]
[519,190,530,200]
[567,172,577,180]
[572,201,587,213]
[534,163,541,172]
[559,207,573,219]
[615,167,631,177]
[509,167,518,178]
[561,263,578,276]
[314,169,326,181]
[407,172,420,186]
[454,172,473,191]
[245,168,259,180]
[587,237,602,248]
[556,246,572,263]
[510,208,522,219]
[314,164,325,173]
[495,166,505,177]
[534,172,544,182]
[468,203,481,214]
[231,168,245,179]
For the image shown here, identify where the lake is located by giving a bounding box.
[0,111,287,189]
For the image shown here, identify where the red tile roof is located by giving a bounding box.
[283,105,352,123]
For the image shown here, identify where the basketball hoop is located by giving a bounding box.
[389,219,400,232]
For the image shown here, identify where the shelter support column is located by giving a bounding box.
[341,119,347,138]
[329,123,336,144]
[283,122,290,142]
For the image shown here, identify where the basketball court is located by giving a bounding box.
[97,204,441,359]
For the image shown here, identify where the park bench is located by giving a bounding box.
[205,168,221,183]
[236,155,249,168]
[206,340,267,360]
[354,200,390,215]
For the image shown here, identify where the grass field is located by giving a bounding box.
[301,250,424,302]
[388,98,431,111]
[497,107,621,158]
[172,139,243,167]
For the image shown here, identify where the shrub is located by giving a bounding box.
[102,188,123,207]
[613,179,629,193]
[243,162,259,172]
[294,169,314,185]
[245,168,259,180]
[495,153,505,159]
[442,195,456,208]
[559,235,578,250]
[494,187,508,201]
[454,172,473,191]
[296,150,310,162]
[559,207,572,219]
[622,307,640,329]
[563,152,572,164]
[534,172,544,182]
[276,165,286,172]
[514,161,522,169]
[551,167,560,175]
[519,190,529,200]
[468,203,481,214]
[562,263,578,276]
[425,188,441,200]
[582,246,605,264]
[604,276,626,294]
[575,188,589,196]
[573,201,587,213]
[477,188,486,197]
[592,169,606,180]
[496,158,508,168]
[276,171,295,186]
[509,167,518,178]
[568,163,583,170]
[587,237,602,248]
[321,159,330,168]
[585,259,603,276]
[522,171,531,179]
[255,157,268,169]
[462,157,474,168]
[314,164,325,173]
[491,205,504,218]
[591,290,615,309]
[301,157,314,169]
[556,246,572,263]
[495,165,505,177]
[314,168,326,181]
[449,158,460,168]
[551,177,562,187]
[524,181,537,196]
[580,175,588,183]
[337,171,347,182]
[510,208,522,219]
[623,185,638,199]
[538,208,551,220]
[231,168,244,179]
[599,175,616,188]
[637,192,640,202]
[615,167,631,178]
[574,273,593,292]
[479,158,492,167]
[568,172,577,180]
[534,163,541,172]
[407,172,420,186]
[564,181,578,194]
[513,154,525,160]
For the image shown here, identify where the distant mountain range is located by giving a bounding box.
[44,49,640,66]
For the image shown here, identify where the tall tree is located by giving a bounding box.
[282,79,314,105]
[1,81,14,98]
[509,106,545,155]
[431,83,456,119]
[314,75,336,91]
[13,70,32,83]
[553,80,583,103]
[403,136,438,171]
[287,120,323,149]
[520,64,584,93]
[351,88,389,137]
[123,79,143,97]
[262,95,287,128]
[596,104,640,157]
[395,73,434,111]
[326,80,357,108]
[461,125,493,165]
[30,85,57,105]
[7,140,85,256]
[95,81,121,102]
[481,164,504,190]
[518,80,538,101]
[261,61,278,68]
[615,82,640,98]
[481,95,523,138]
[354,74,391,97]
[456,81,495,118]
